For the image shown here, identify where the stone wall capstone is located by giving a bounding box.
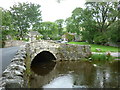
[4,40,26,48]
[0,46,27,89]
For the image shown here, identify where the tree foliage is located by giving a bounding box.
[64,32,75,41]
[38,21,58,40]
[1,8,14,41]
[55,19,64,36]
[85,2,118,44]
[10,2,42,39]
[1,1,119,45]
[85,2,118,33]
[66,2,118,44]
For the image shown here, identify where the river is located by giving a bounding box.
[30,60,120,88]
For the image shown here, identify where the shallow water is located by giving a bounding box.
[30,60,120,88]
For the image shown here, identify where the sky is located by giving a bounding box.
[0,0,86,22]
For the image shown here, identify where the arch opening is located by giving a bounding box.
[31,51,56,65]
[30,51,56,75]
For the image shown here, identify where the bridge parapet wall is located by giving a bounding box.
[29,40,60,60]
[29,40,91,61]
[0,46,27,88]
[57,44,91,60]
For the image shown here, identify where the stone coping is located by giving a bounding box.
[0,45,27,89]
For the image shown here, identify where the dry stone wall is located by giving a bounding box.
[4,40,26,48]
[0,46,27,89]
[57,44,91,60]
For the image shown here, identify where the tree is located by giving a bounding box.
[85,2,118,33]
[65,17,74,33]
[55,19,64,36]
[10,2,42,39]
[84,2,118,44]
[0,8,16,47]
[39,21,58,40]
[65,7,97,43]
[71,7,83,35]
[69,2,118,44]
[107,21,120,43]
[1,8,14,40]
[65,8,83,35]
[80,8,98,43]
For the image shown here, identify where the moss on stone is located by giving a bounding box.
[24,53,32,88]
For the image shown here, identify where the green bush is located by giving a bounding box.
[107,21,120,43]
[22,38,29,41]
[53,36,61,40]
[91,54,114,61]
[36,36,43,40]
[94,33,108,45]
[65,32,75,41]
[106,54,115,61]
[91,54,101,60]
[50,35,61,40]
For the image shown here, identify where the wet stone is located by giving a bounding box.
[14,53,26,58]
[3,70,23,77]
[5,79,23,88]
[16,50,26,56]
[11,57,25,62]
[10,61,25,66]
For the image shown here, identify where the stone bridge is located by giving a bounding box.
[1,40,91,88]
[27,40,91,65]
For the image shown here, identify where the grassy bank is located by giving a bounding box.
[68,42,118,52]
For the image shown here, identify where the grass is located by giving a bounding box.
[68,42,118,52]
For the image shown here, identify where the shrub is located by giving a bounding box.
[91,54,114,61]
[106,54,115,61]
[23,38,29,41]
[91,54,100,60]
[65,32,75,41]
[36,36,43,40]
[107,21,120,43]
[50,35,61,40]
[94,33,108,45]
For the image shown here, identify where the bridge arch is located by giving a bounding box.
[31,51,56,66]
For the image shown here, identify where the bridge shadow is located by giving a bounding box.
[30,51,56,76]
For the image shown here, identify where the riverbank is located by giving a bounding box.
[92,52,120,57]
[92,52,120,61]
[68,42,118,52]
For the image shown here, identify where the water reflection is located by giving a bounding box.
[31,61,56,76]
[30,60,120,88]
[43,74,73,88]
